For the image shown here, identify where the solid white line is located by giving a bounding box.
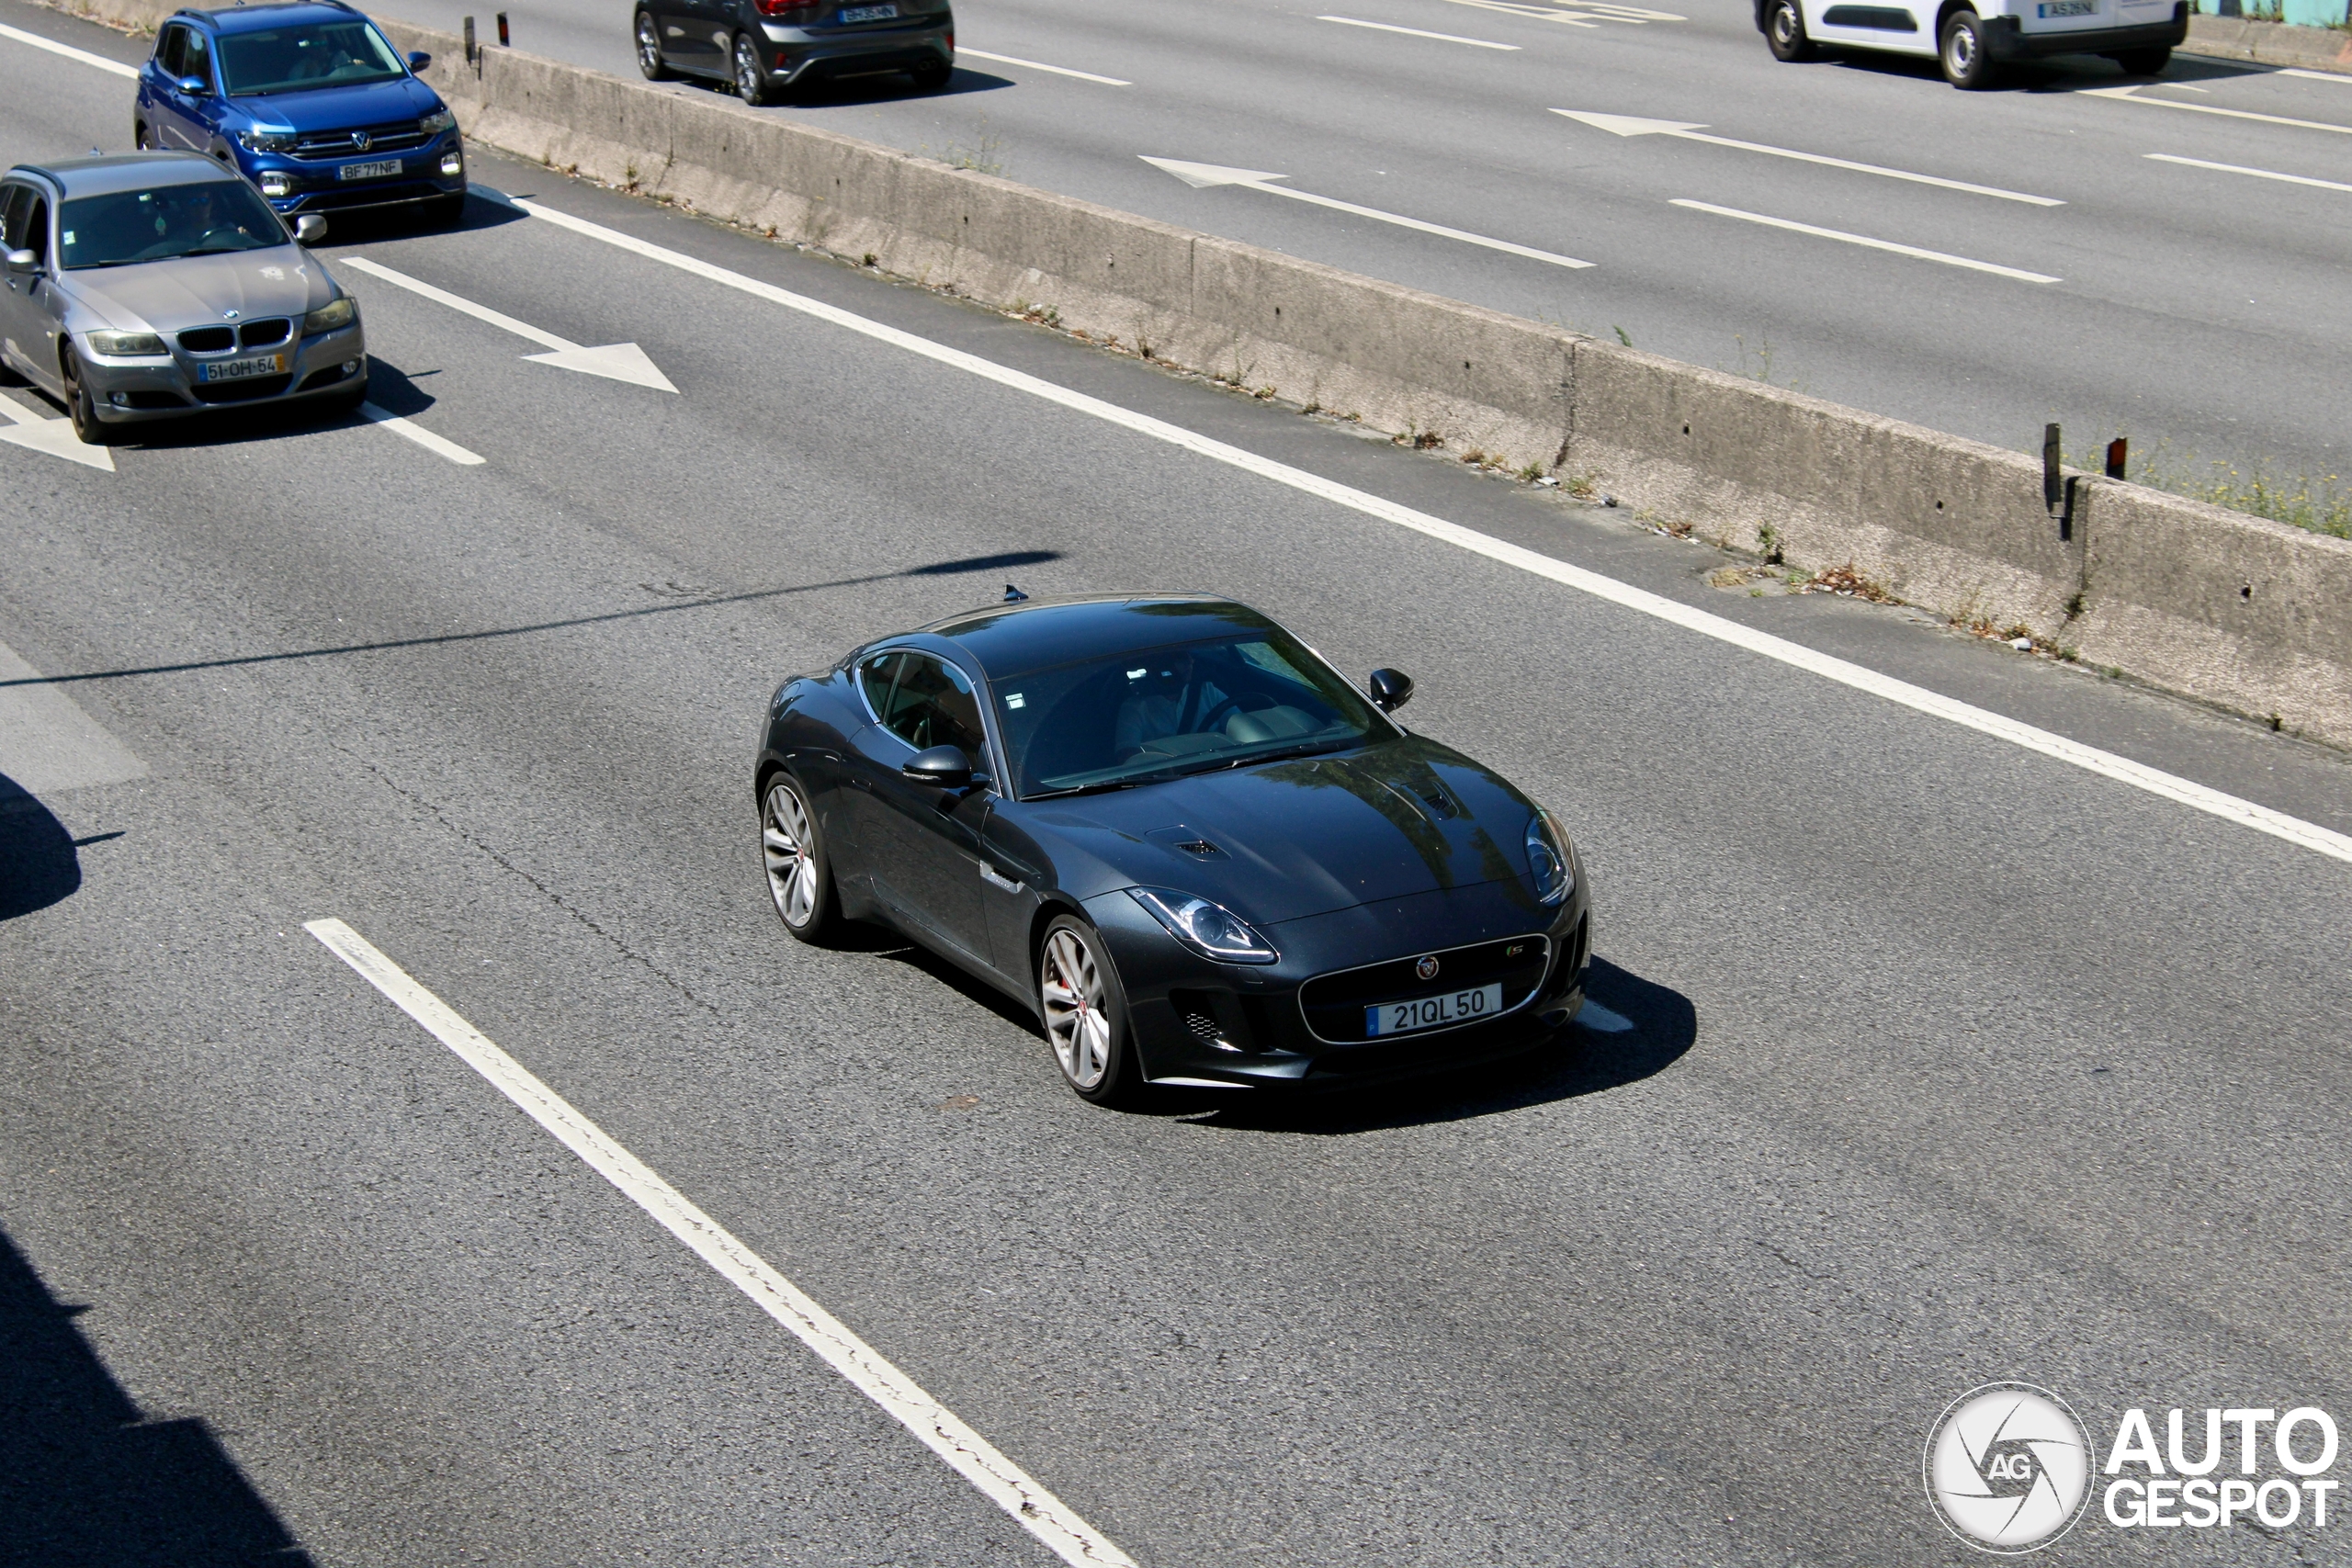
[344,256,580,352]
[1255,180,1592,265]
[302,919,1139,1568]
[0,19,141,78]
[1669,198,2061,283]
[489,189,2352,867]
[956,48,1130,85]
[2145,151,2352,194]
[2083,84,2352,135]
[359,402,486,465]
[1318,15,1521,48]
[2279,67,2352,85]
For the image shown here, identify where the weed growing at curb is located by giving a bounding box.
[2131,442,2351,540]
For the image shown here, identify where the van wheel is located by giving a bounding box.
[1939,9,2001,88]
[2111,46,2169,74]
[1764,0,1816,62]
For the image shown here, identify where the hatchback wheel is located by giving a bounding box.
[1038,915,1143,1105]
[635,10,673,79]
[733,33,780,105]
[762,774,838,941]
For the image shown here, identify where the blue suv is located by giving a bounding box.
[134,1,465,224]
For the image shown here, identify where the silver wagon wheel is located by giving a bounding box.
[1040,925,1114,1090]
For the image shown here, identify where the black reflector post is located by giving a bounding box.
[2043,423,2062,513]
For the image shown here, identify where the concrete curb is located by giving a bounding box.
[48,0,2352,749]
[2183,13,2352,72]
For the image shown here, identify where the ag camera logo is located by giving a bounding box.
[1924,1383,2092,1553]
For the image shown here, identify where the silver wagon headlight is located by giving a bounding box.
[303,297,356,334]
[86,330,166,355]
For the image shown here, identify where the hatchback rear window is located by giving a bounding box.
[59,181,285,270]
[217,21,406,96]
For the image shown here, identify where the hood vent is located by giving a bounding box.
[1144,825,1227,860]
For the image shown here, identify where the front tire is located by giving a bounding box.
[762,773,838,942]
[63,354,120,446]
[733,32,781,106]
[2111,46,2169,74]
[1939,9,2001,88]
[1763,0,1816,62]
[1038,915,1144,1106]
[635,9,674,79]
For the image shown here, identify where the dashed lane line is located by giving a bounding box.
[2083,84,2352,135]
[956,48,1130,85]
[0,19,141,77]
[1669,199,2062,283]
[1317,16,1521,48]
[303,918,1139,1568]
[359,403,486,465]
[2145,152,2352,195]
[487,186,2349,867]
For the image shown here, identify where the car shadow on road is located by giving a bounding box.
[0,773,80,921]
[668,67,1012,112]
[0,1222,317,1565]
[1186,956,1698,1135]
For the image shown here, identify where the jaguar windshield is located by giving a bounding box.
[995,628,1396,798]
[59,181,286,269]
[218,21,407,96]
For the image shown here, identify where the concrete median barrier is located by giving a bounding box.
[53,0,2352,747]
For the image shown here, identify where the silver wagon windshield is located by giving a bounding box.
[59,181,285,269]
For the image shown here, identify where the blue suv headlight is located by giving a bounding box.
[238,130,299,153]
[420,109,455,134]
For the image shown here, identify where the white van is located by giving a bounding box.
[1755,0,2187,86]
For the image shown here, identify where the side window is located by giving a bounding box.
[0,186,31,253]
[855,651,905,722]
[18,198,48,265]
[154,24,186,77]
[182,29,211,87]
[881,655,987,758]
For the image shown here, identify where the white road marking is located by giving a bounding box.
[2146,151,2352,193]
[1669,198,2062,283]
[489,187,2352,867]
[343,256,678,390]
[0,19,141,78]
[2279,67,2352,85]
[1552,109,2064,204]
[0,637,146,793]
[1138,156,1594,267]
[1440,0,1600,28]
[301,919,1139,1568]
[1318,15,1521,48]
[2084,84,2352,135]
[956,47,1130,85]
[359,402,486,465]
[0,389,116,471]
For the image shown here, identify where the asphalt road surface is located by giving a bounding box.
[5,6,2352,1565]
[363,0,2352,491]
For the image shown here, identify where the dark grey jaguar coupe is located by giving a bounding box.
[752,593,1592,1103]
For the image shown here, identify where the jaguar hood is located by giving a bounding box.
[1032,735,1546,925]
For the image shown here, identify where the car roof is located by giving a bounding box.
[177,0,365,33]
[8,151,235,197]
[918,594,1283,680]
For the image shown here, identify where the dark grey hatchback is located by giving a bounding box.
[634,0,952,104]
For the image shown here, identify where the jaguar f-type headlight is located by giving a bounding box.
[303,297,356,335]
[1526,807,1575,907]
[85,330,165,356]
[1129,887,1278,964]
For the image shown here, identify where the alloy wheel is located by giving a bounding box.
[762,781,820,929]
[1041,928,1113,1090]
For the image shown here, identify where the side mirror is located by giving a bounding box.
[1368,668,1414,713]
[406,51,432,72]
[294,213,328,245]
[4,248,36,274]
[901,744,976,789]
[177,75,209,95]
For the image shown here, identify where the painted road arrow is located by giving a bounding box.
[0,390,115,471]
[1552,110,2064,205]
[342,256,679,390]
[1140,156,1595,268]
